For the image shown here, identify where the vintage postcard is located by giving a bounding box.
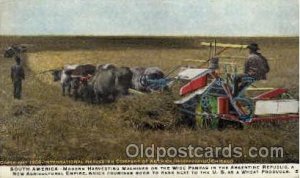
[0,0,299,177]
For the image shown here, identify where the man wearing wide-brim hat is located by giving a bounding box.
[233,43,270,96]
[244,43,270,80]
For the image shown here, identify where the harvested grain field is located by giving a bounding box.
[0,36,298,163]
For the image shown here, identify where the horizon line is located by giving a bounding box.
[0,34,299,38]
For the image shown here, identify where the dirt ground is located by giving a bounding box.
[0,36,298,163]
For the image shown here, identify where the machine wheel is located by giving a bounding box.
[196,96,218,129]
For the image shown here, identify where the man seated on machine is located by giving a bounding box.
[233,43,270,97]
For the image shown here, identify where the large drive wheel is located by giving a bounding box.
[196,95,219,129]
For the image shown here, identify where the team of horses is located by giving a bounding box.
[51,64,166,104]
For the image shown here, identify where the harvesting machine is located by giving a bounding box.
[174,41,299,129]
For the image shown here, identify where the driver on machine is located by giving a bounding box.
[233,43,270,96]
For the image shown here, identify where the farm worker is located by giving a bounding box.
[244,43,270,80]
[11,56,25,99]
[233,43,270,96]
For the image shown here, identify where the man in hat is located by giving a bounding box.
[233,43,270,96]
[244,43,269,80]
[11,56,25,99]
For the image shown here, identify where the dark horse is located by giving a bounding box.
[4,45,27,58]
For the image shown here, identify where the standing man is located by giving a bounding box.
[233,43,270,96]
[11,56,25,99]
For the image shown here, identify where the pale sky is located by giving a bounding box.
[0,0,298,36]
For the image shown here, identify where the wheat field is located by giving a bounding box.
[0,36,298,163]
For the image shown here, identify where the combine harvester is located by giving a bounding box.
[174,41,299,129]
